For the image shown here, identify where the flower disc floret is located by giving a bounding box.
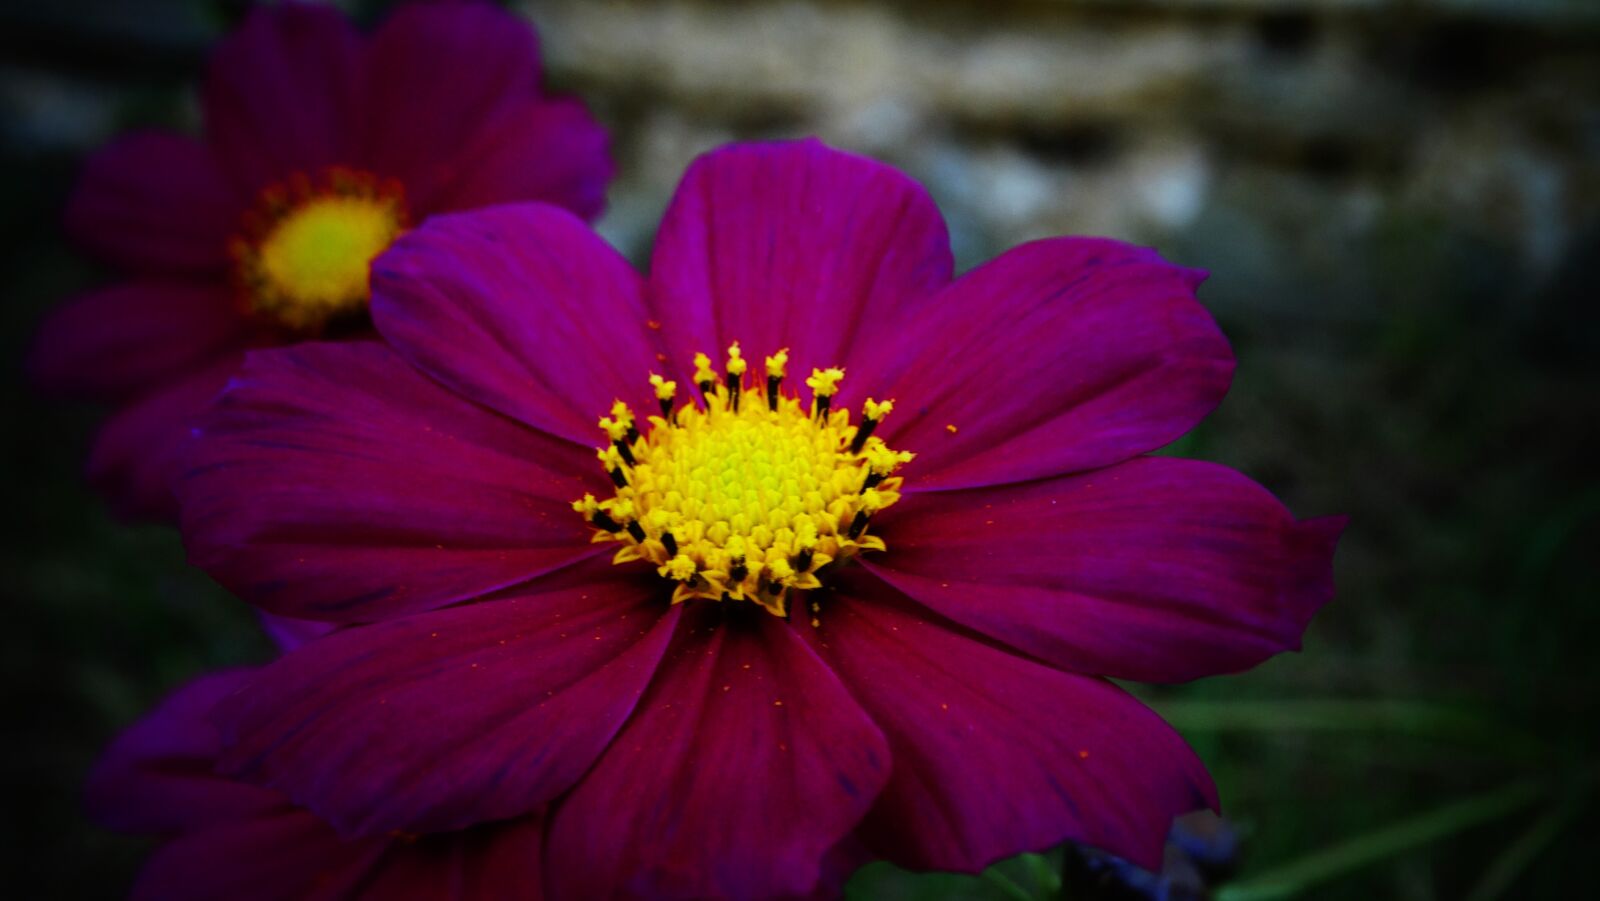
[231,167,408,332]
[576,343,911,617]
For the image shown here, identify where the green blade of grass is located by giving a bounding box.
[1462,786,1588,901]
[1214,780,1548,901]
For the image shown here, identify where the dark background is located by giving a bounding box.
[3,0,1597,898]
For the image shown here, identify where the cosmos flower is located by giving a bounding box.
[176,139,1343,898]
[29,0,613,518]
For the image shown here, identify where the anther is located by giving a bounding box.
[729,558,748,582]
[650,374,677,424]
[610,401,641,444]
[600,418,638,466]
[572,494,623,533]
[850,399,893,454]
[625,520,647,542]
[765,348,788,412]
[849,489,885,538]
[597,446,629,488]
[692,352,717,401]
[807,367,844,421]
[861,443,913,492]
[662,531,679,556]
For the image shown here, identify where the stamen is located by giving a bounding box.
[725,342,747,412]
[599,443,629,488]
[861,443,913,492]
[650,374,677,424]
[599,416,636,465]
[850,398,894,454]
[693,353,717,401]
[806,367,844,421]
[611,401,641,444]
[765,349,788,412]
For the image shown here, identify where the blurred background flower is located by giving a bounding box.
[2,0,1596,898]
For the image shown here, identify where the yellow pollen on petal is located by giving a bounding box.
[577,346,910,617]
[231,167,407,332]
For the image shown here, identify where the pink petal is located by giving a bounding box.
[203,2,362,192]
[868,457,1345,683]
[89,356,238,522]
[426,97,614,222]
[862,238,1233,490]
[360,0,544,207]
[84,669,280,835]
[132,809,378,901]
[645,139,953,383]
[258,612,338,652]
[326,815,546,901]
[29,279,248,402]
[814,573,1217,872]
[64,131,240,274]
[177,340,602,622]
[371,203,660,445]
[214,560,679,836]
[547,605,890,900]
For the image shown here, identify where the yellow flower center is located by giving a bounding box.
[575,343,912,620]
[231,168,407,332]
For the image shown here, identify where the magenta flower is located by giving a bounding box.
[176,139,1343,898]
[30,0,613,518]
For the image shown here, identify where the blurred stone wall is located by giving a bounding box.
[525,0,1600,324]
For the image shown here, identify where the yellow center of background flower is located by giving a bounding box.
[576,343,912,619]
[231,168,407,332]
